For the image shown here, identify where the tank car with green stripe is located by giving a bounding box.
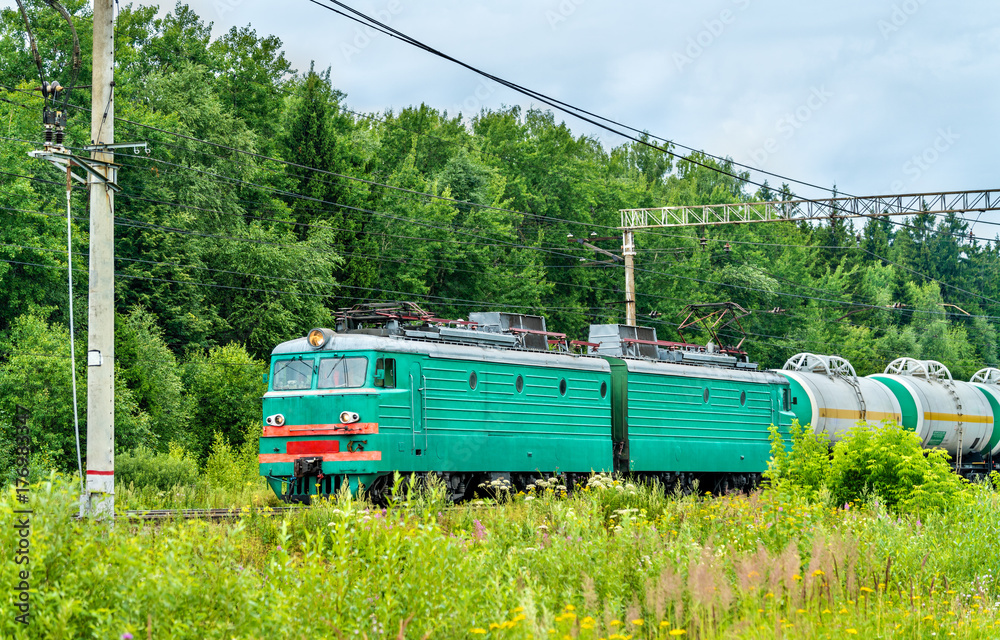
[260,305,614,502]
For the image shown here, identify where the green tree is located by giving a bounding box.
[116,306,194,448]
[0,311,152,478]
[182,342,266,459]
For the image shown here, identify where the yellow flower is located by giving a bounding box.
[822,609,831,614]
[793,574,802,581]
[512,607,524,613]
[796,609,806,614]
[581,617,596,625]
[470,629,486,635]
[812,569,825,577]
[846,629,858,635]
[610,620,621,627]
[923,615,935,621]
[564,604,576,611]
[659,621,671,628]
[669,630,687,636]
[839,609,849,614]
[513,614,526,623]
[860,587,874,593]
[631,619,644,626]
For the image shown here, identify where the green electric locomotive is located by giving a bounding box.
[259,303,796,502]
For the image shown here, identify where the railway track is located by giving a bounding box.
[72,507,303,521]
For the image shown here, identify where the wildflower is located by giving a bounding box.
[610,620,621,627]
[473,519,487,541]
[812,569,825,577]
[631,619,643,626]
[659,621,671,628]
[122,635,134,640]
[846,630,858,635]
[822,609,831,614]
[512,607,524,613]
[470,629,486,635]
[669,630,687,636]
[793,574,802,581]
[564,604,576,611]
[860,587,874,593]
[796,609,806,614]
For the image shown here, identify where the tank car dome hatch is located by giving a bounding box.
[869,359,994,457]
[968,368,1000,457]
[776,353,901,442]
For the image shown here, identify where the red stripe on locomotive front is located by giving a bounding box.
[262,422,378,437]
[285,440,341,455]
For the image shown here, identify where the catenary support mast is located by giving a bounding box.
[84,0,115,518]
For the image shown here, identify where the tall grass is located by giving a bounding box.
[115,428,277,510]
[2,473,998,639]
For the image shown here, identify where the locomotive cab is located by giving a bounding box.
[260,333,387,502]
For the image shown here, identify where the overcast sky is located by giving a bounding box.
[9,0,999,202]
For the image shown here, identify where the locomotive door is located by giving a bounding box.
[410,362,426,454]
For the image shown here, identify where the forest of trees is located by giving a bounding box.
[2,1,999,477]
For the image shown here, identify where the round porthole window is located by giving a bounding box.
[469,371,478,390]
[703,388,710,403]
[600,381,608,398]
[740,390,747,406]
[516,375,524,393]
[559,378,567,396]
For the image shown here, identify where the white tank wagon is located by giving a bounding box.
[968,368,1000,458]
[869,358,994,459]
[776,353,901,442]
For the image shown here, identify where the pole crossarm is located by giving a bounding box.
[28,149,123,191]
[619,189,1000,229]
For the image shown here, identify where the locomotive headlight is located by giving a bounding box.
[307,328,332,348]
[265,413,286,427]
[340,411,360,424]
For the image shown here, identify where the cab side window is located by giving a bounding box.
[782,388,791,412]
[375,358,396,388]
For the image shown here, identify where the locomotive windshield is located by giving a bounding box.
[272,357,314,390]
[318,355,369,389]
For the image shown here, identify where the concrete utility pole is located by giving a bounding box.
[84,0,115,518]
[622,229,636,325]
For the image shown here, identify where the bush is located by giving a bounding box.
[763,419,830,497]
[766,419,970,514]
[829,421,970,514]
[204,423,262,492]
[116,443,199,491]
